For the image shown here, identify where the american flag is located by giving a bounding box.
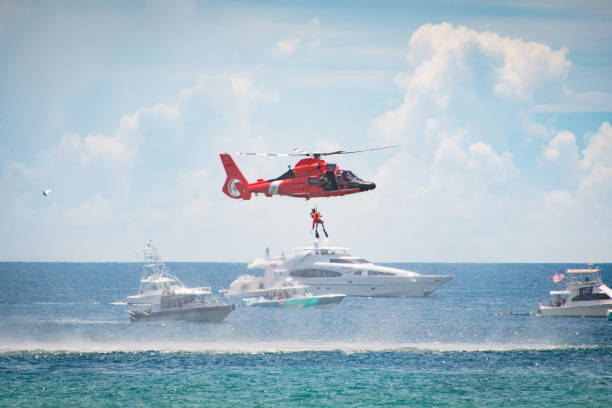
[552,271,565,283]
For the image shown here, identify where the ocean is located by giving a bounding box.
[0,262,610,407]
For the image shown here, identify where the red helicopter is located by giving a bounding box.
[220,147,394,200]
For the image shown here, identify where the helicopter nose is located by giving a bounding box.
[360,182,376,191]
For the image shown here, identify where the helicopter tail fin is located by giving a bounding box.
[220,153,252,200]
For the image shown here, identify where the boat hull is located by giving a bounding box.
[129,304,236,322]
[539,302,612,317]
[245,294,344,308]
[300,275,454,297]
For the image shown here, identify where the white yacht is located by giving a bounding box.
[538,265,612,317]
[125,241,211,305]
[228,240,454,298]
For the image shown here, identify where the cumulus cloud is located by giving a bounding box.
[372,22,572,144]
[467,142,517,183]
[542,130,579,162]
[227,75,280,103]
[45,103,181,168]
[545,189,573,205]
[542,122,612,233]
[581,121,612,169]
[64,194,113,226]
[273,37,301,55]
[406,22,571,100]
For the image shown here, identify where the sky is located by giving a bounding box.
[1,0,611,262]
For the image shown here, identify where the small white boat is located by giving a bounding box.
[125,241,211,305]
[229,240,453,298]
[538,265,612,317]
[242,283,344,308]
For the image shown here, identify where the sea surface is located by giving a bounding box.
[0,262,610,407]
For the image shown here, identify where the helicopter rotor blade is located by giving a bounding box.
[236,152,304,157]
[290,148,311,155]
[318,146,398,156]
[236,145,398,158]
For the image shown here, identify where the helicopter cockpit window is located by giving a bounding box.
[268,169,295,182]
[327,163,337,171]
[343,171,362,182]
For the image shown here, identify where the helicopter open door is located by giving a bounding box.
[335,172,346,189]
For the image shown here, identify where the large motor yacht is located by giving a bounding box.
[228,240,454,298]
[125,241,211,305]
[538,265,612,317]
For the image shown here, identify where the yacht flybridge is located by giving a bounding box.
[538,265,612,317]
[125,241,211,305]
[228,240,454,298]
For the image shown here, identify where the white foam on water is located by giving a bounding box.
[51,318,126,325]
[0,339,605,354]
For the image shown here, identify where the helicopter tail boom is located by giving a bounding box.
[220,153,252,200]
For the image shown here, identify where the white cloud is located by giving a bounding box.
[309,39,321,49]
[581,121,612,169]
[545,189,573,205]
[227,75,280,103]
[273,37,301,55]
[64,194,113,226]
[45,103,181,168]
[309,17,319,26]
[467,142,517,183]
[372,22,572,144]
[541,122,612,239]
[432,137,467,177]
[406,22,571,100]
[542,130,579,162]
[579,162,612,197]
[521,114,555,140]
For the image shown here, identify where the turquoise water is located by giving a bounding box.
[1,262,611,406]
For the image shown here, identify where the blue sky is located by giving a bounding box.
[1,0,611,262]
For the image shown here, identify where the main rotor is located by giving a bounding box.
[236,146,397,160]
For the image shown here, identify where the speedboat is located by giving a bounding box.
[228,240,454,298]
[537,265,612,317]
[129,292,235,323]
[125,241,211,305]
[242,283,344,308]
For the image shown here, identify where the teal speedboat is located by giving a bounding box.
[243,285,344,308]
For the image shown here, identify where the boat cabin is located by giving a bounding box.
[139,276,182,293]
[566,266,602,285]
[547,290,569,307]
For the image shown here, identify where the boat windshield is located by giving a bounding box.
[329,258,369,264]
[569,271,601,284]
[142,282,162,291]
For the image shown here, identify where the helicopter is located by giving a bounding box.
[219,147,395,200]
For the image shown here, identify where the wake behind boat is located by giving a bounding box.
[126,241,211,305]
[228,239,453,298]
[538,265,612,317]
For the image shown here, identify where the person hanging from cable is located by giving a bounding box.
[311,207,328,238]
